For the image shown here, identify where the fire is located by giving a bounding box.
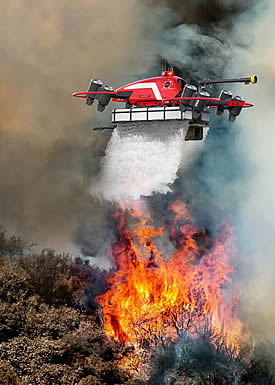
[97,199,244,353]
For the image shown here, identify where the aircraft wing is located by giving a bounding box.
[72,90,133,111]
[162,97,254,108]
[72,91,132,99]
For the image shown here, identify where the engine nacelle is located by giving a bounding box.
[97,86,114,112]
[180,84,197,112]
[228,96,245,121]
[192,90,210,120]
[216,89,233,116]
[86,79,103,105]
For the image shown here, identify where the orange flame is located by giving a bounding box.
[97,199,244,352]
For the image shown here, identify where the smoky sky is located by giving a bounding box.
[146,0,256,25]
[0,0,154,253]
[143,0,261,84]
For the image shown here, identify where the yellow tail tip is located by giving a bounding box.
[251,75,258,84]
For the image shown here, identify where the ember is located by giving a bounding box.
[97,199,245,354]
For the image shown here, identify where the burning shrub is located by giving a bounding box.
[94,201,275,384]
[1,211,274,385]
[97,201,243,352]
[0,228,139,384]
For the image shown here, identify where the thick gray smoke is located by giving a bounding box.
[143,0,260,83]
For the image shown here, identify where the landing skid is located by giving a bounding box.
[93,124,117,131]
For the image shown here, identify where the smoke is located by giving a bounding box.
[230,4,275,346]
[142,0,260,83]
[143,0,275,367]
[0,0,153,252]
[135,0,266,225]
[134,0,267,230]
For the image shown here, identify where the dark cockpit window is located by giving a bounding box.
[177,79,185,91]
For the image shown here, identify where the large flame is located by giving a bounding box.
[97,199,244,353]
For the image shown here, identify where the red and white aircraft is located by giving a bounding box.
[73,70,257,123]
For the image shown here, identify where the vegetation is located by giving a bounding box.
[0,228,274,384]
[0,229,134,384]
[147,332,275,385]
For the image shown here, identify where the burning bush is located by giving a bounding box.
[0,221,274,384]
[0,229,136,384]
[95,200,275,384]
[97,201,243,351]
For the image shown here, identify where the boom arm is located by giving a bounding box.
[199,75,258,88]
